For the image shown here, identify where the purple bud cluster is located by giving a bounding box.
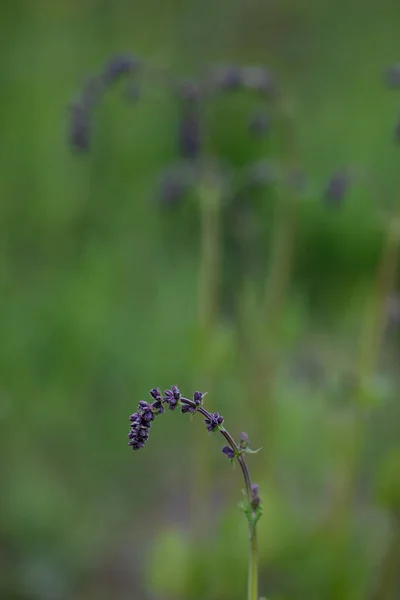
[68,53,140,151]
[128,387,165,450]
[222,431,249,460]
[128,387,221,450]
[163,385,181,411]
[222,445,235,459]
[128,400,155,450]
[204,411,224,433]
[251,483,261,509]
[181,390,203,414]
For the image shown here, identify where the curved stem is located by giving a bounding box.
[181,397,259,600]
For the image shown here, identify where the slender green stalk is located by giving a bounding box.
[190,178,222,529]
[186,400,260,600]
[328,212,400,536]
[248,523,258,600]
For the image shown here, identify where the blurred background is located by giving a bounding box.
[1,0,400,598]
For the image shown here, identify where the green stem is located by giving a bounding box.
[248,523,258,600]
[184,399,259,599]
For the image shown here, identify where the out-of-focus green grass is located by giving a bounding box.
[1,1,400,599]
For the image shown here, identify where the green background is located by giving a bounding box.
[1,0,400,598]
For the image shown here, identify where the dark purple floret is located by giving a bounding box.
[128,397,158,450]
[149,387,164,414]
[68,101,91,151]
[102,54,138,86]
[222,446,235,459]
[181,404,196,414]
[138,401,155,422]
[178,108,201,160]
[204,411,224,432]
[149,388,162,402]
[324,170,350,206]
[251,483,260,509]
[163,386,181,411]
[193,391,204,405]
[171,385,180,399]
[385,64,400,89]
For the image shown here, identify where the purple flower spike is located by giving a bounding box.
[102,54,138,86]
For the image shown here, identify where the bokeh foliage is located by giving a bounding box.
[1,0,400,599]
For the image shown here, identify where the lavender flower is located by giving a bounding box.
[251,483,261,509]
[149,387,162,401]
[128,402,154,450]
[102,54,139,86]
[222,445,235,459]
[138,400,155,422]
[204,411,224,432]
[127,386,262,598]
[163,385,181,410]
[193,391,203,405]
[149,388,164,414]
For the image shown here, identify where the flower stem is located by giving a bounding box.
[248,523,258,600]
[181,398,259,600]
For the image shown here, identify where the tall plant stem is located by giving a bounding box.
[331,213,400,528]
[248,523,258,600]
[183,398,260,600]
